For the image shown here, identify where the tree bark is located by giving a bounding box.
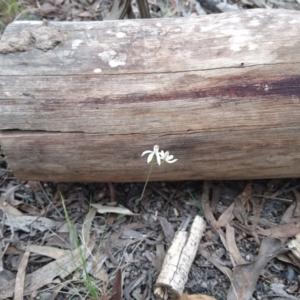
[0,9,300,182]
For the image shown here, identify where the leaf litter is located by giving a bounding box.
[1,167,300,299]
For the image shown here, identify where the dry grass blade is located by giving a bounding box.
[0,234,96,299]
[14,249,30,300]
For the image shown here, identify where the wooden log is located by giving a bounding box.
[1,9,300,182]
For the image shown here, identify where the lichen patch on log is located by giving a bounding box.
[0,20,65,54]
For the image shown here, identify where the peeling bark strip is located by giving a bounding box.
[154,216,206,299]
[1,9,300,182]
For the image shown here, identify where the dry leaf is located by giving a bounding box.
[233,196,247,224]
[216,3,239,12]
[181,294,217,300]
[215,203,234,229]
[201,182,228,250]
[201,181,217,228]
[91,203,139,216]
[293,190,300,217]
[76,11,94,17]
[257,218,300,239]
[111,269,122,300]
[288,233,300,261]
[158,216,174,245]
[14,249,30,300]
[27,181,42,191]
[210,183,221,214]
[136,0,150,18]
[226,223,246,266]
[198,245,233,280]
[93,268,109,282]
[122,228,145,240]
[1,185,21,202]
[155,232,165,271]
[25,245,66,259]
[270,283,298,300]
[237,183,253,204]
[87,250,108,282]
[39,2,58,14]
[281,201,296,224]
[105,0,132,20]
[227,238,283,300]
[0,185,24,217]
[216,183,252,229]
[4,214,58,232]
[0,235,96,299]
[96,296,112,300]
[82,207,97,244]
[0,201,23,217]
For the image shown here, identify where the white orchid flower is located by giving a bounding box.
[141,145,162,165]
[160,150,178,164]
[139,145,178,200]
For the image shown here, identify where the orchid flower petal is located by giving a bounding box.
[147,152,155,164]
[141,150,152,157]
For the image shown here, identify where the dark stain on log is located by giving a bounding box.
[83,75,300,105]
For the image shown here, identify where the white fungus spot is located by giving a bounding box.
[248,43,258,51]
[98,50,117,61]
[98,50,126,67]
[230,44,241,52]
[264,84,270,92]
[109,53,127,67]
[72,39,83,49]
[93,68,102,73]
[229,36,250,52]
[109,60,126,67]
[248,19,260,27]
[116,32,126,38]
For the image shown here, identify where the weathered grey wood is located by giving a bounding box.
[0,9,300,182]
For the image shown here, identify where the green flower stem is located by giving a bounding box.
[139,162,154,200]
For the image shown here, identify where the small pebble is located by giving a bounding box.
[286,266,295,282]
[245,253,253,262]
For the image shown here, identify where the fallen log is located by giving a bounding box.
[0,9,300,182]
